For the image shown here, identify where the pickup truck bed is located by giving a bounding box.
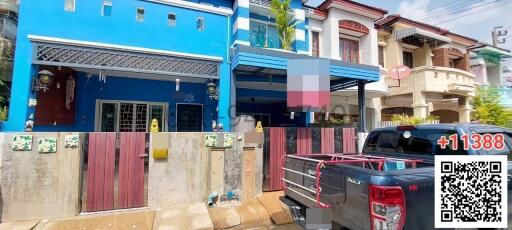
[283,154,435,230]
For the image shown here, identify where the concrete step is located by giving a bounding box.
[154,203,213,230]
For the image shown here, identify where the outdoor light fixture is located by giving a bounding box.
[176,78,180,92]
[207,80,219,100]
[32,70,54,92]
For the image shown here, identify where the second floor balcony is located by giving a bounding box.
[387,66,476,97]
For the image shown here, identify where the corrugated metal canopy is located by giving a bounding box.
[393,27,451,45]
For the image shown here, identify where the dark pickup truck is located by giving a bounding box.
[282,124,512,230]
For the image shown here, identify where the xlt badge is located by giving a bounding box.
[347,177,361,185]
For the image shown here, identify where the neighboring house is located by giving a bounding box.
[304,0,387,130]
[376,15,478,124]
[219,0,381,133]
[2,0,382,132]
[469,43,512,108]
[0,0,17,111]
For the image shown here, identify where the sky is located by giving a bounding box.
[307,0,512,68]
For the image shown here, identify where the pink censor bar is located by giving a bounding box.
[287,91,330,111]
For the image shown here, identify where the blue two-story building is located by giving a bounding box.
[2,0,381,133]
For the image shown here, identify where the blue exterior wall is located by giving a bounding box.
[34,73,216,132]
[4,0,233,131]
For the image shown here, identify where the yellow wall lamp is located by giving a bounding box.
[32,70,54,93]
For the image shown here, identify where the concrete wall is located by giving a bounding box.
[0,132,82,222]
[0,132,263,221]
[148,132,263,208]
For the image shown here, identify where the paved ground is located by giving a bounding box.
[0,192,302,230]
[0,220,40,230]
[33,209,155,230]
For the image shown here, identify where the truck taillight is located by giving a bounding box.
[369,185,406,230]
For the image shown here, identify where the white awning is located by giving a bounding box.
[393,27,451,45]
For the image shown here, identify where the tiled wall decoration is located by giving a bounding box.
[64,134,79,148]
[12,135,33,151]
[223,133,234,148]
[205,134,218,147]
[38,137,57,153]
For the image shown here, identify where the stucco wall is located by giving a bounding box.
[148,132,263,208]
[0,132,82,222]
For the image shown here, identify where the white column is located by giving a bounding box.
[413,91,428,118]
[458,97,471,123]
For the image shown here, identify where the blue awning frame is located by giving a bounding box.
[231,45,380,91]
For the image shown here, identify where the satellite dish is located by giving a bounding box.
[389,65,412,80]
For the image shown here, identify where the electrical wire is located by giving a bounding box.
[433,0,511,25]
[412,0,481,21]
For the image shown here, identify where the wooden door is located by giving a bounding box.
[118,132,146,209]
[86,133,116,212]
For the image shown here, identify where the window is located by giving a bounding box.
[339,37,359,63]
[64,0,75,12]
[249,21,280,49]
[136,8,144,22]
[168,13,176,27]
[312,31,320,57]
[364,129,467,156]
[98,101,167,132]
[378,45,384,67]
[403,51,413,68]
[102,0,112,17]
[197,17,204,31]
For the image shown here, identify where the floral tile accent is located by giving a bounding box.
[205,134,218,147]
[12,135,33,151]
[223,133,234,148]
[64,134,79,148]
[38,138,57,153]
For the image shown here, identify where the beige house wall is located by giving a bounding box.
[378,28,476,123]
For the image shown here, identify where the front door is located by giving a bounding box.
[97,100,167,132]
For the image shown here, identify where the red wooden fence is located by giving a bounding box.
[343,128,356,153]
[118,133,146,209]
[264,127,357,191]
[268,128,286,191]
[86,132,116,212]
[296,128,312,155]
[321,128,335,153]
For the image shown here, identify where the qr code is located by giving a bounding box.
[435,155,508,228]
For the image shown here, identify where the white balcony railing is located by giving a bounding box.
[377,120,440,128]
[249,0,272,7]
